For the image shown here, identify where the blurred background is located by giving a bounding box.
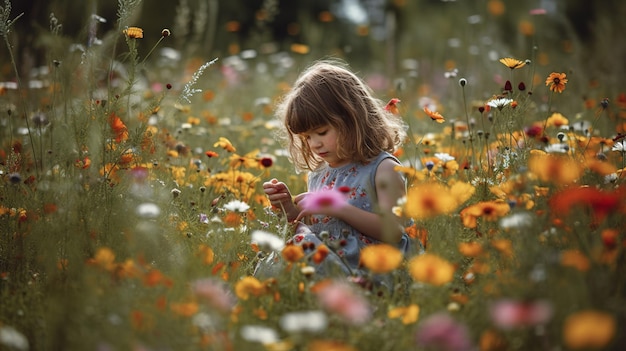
[4,0,626,96]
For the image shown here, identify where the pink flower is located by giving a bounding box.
[191,278,236,313]
[299,188,347,212]
[489,299,553,329]
[415,312,473,351]
[316,280,371,325]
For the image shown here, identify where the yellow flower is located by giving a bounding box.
[213,137,236,152]
[545,72,568,93]
[404,182,459,220]
[360,244,403,274]
[282,245,305,263]
[545,112,569,128]
[123,26,144,39]
[407,253,455,286]
[499,57,526,69]
[234,276,266,300]
[563,310,616,349]
[388,304,420,324]
[528,153,582,184]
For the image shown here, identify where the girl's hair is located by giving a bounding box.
[275,60,407,171]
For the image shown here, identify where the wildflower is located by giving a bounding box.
[91,247,116,271]
[307,340,357,351]
[560,250,590,272]
[415,312,473,351]
[499,212,533,229]
[388,304,420,324]
[545,72,568,93]
[486,97,513,110]
[545,112,569,128]
[479,329,508,351]
[161,28,171,37]
[279,310,328,333]
[312,244,330,264]
[299,188,347,212]
[234,276,266,300]
[251,230,285,252]
[0,325,29,351]
[8,173,21,184]
[384,98,401,115]
[315,280,372,325]
[191,278,235,313]
[213,137,236,152]
[404,182,459,220]
[223,199,250,213]
[136,203,161,219]
[123,26,143,39]
[359,244,403,274]
[459,78,467,87]
[108,113,128,142]
[528,153,582,184]
[489,299,553,330]
[499,57,526,69]
[291,43,310,54]
[563,310,616,349]
[240,325,279,344]
[458,241,483,257]
[549,186,623,224]
[460,201,510,228]
[611,140,626,153]
[423,107,445,123]
[281,244,305,263]
[407,253,455,286]
[205,150,219,158]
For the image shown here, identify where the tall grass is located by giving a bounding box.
[1,0,625,350]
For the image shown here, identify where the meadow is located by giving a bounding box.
[1,0,625,350]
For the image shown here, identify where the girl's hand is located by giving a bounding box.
[263,178,299,221]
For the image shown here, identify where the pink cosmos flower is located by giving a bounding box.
[316,280,371,325]
[415,312,473,351]
[489,299,553,329]
[299,188,347,212]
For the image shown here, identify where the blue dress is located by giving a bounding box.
[254,152,417,281]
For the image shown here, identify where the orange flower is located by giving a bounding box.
[312,244,330,264]
[388,304,420,324]
[123,26,143,39]
[360,244,403,274]
[424,107,445,123]
[490,239,513,258]
[544,112,569,128]
[499,57,526,69]
[307,340,357,351]
[384,98,401,115]
[234,276,266,300]
[560,250,590,272]
[170,301,199,317]
[460,201,510,228]
[213,137,236,152]
[458,241,484,257]
[282,244,305,263]
[545,72,568,93]
[563,310,616,349]
[528,153,582,184]
[108,113,128,142]
[407,253,455,286]
[223,212,242,227]
[91,247,116,271]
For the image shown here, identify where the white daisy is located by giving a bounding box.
[487,98,513,110]
[251,230,285,252]
[611,140,626,153]
[223,200,250,213]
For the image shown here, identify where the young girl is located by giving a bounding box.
[258,60,415,281]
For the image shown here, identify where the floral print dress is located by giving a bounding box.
[289,152,414,276]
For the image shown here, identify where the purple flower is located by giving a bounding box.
[415,312,473,351]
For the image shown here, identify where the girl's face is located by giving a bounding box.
[301,125,346,168]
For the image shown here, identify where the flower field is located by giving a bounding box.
[1,0,625,350]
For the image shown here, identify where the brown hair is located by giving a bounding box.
[275,60,407,171]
